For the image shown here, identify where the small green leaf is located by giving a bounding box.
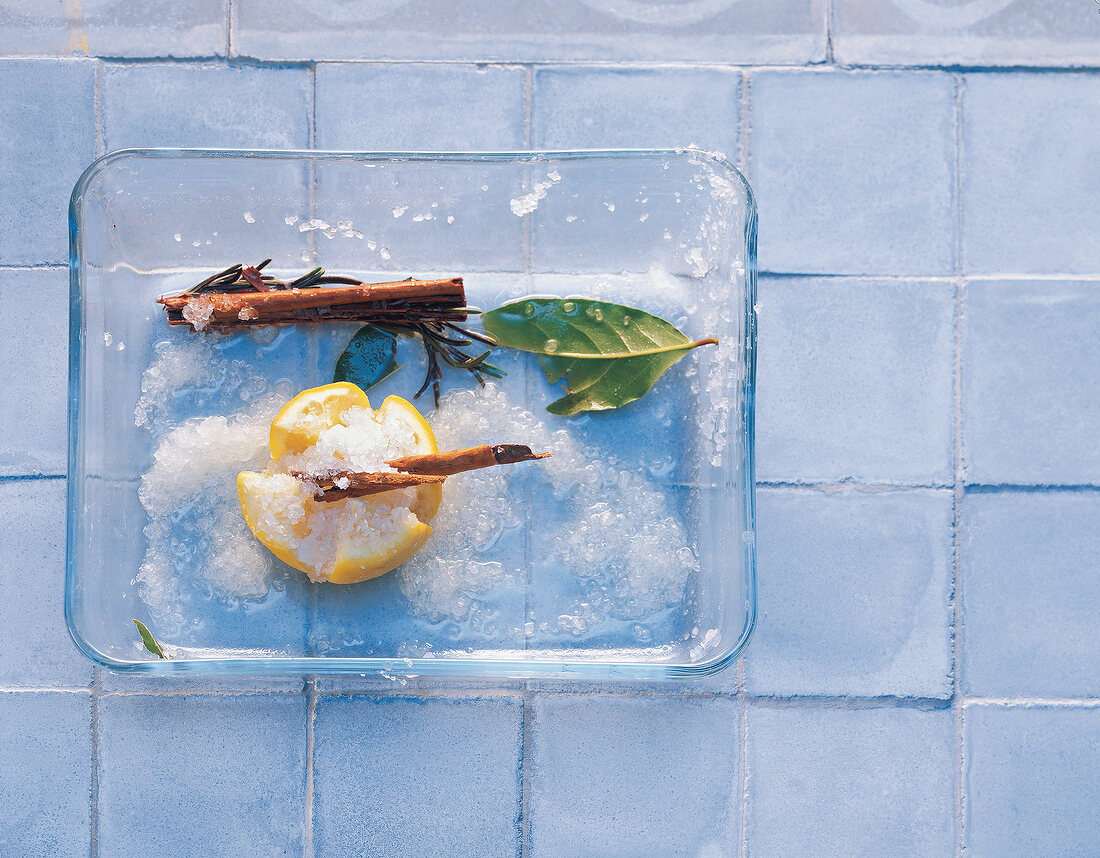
[334,325,399,390]
[481,298,717,415]
[133,620,170,659]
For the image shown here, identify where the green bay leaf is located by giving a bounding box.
[133,619,170,659]
[482,298,716,415]
[334,325,399,390]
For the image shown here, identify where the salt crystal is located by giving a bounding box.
[103,332,113,347]
[237,306,259,321]
[181,294,215,332]
[285,215,300,225]
[243,211,255,224]
[604,202,615,212]
[446,216,454,224]
[173,233,181,242]
[391,205,408,218]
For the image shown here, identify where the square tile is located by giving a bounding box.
[961,491,1100,698]
[316,63,526,150]
[966,705,1100,857]
[961,280,1100,485]
[0,269,69,476]
[313,695,522,857]
[747,704,954,857]
[532,67,740,153]
[757,277,954,484]
[0,691,90,858]
[746,488,954,698]
[0,59,95,264]
[0,480,92,688]
[235,0,826,64]
[530,695,739,857]
[97,694,306,856]
[0,0,227,59]
[749,70,956,275]
[834,0,1100,67]
[101,63,311,149]
[962,74,1100,275]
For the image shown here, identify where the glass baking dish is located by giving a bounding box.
[66,148,756,679]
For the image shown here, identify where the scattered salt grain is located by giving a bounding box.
[243,211,255,224]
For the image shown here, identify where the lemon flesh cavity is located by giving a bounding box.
[239,383,441,584]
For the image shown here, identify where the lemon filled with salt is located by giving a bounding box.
[238,382,443,584]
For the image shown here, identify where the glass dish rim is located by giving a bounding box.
[65,146,757,679]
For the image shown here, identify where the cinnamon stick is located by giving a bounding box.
[292,471,447,501]
[158,276,466,331]
[386,444,551,476]
[295,443,551,502]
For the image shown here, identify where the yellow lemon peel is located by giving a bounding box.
[239,383,442,584]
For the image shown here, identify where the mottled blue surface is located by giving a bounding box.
[749,70,956,275]
[757,276,954,483]
[962,74,1100,275]
[747,705,955,857]
[0,692,90,857]
[97,694,307,857]
[962,280,1100,485]
[532,67,742,152]
[966,705,1100,857]
[746,488,953,698]
[2,4,1099,855]
[531,695,740,856]
[0,59,94,264]
[316,64,527,150]
[0,269,70,476]
[961,492,1100,698]
[314,696,523,857]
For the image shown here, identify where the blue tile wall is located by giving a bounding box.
[966,705,1100,857]
[316,63,527,150]
[0,59,95,264]
[97,694,307,857]
[756,276,954,484]
[233,0,827,64]
[313,696,523,857]
[749,70,956,275]
[961,491,1100,698]
[3,5,1098,856]
[101,63,312,150]
[833,0,1099,67]
[530,695,740,857]
[747,705,955,857]
[0,0,227,58]
[962,280,1100,485]
[0,692,91,858]
[747,488,953,699]
[0,269,70,476]
[0,480,91,688]
[962,73,1100,275]
[532,67,741,153]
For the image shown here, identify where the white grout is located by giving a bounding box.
[951,70,967,858]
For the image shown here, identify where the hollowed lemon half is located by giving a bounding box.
[238,383,442,584]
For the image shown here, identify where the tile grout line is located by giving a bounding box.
[303,677,317,857]
[225,0,233,59]
[738,661,749,858]
[736,70,750,179]
[93,59,104,157]
[519,692,535,857]
[951,69,967,858]
[520,64,535,858]
[89,666,101,858]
